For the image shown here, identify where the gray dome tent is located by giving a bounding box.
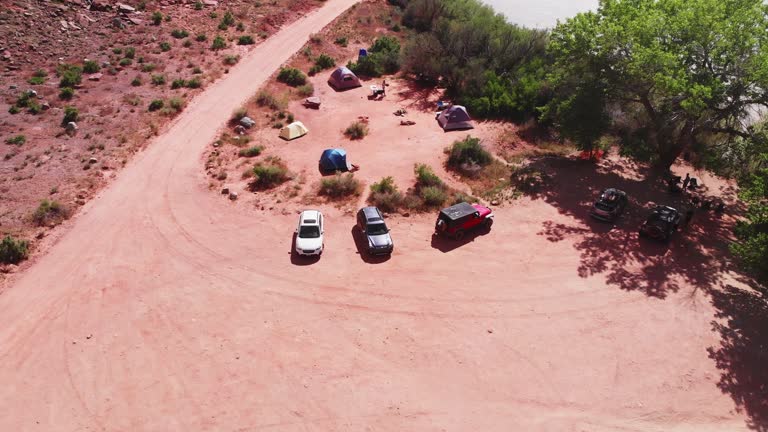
[328,67,362,91]
[437,105,474,131]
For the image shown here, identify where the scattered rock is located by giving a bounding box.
[111,17,125,29]
[75,199,86,205]
[86,333,93,339]
[65,122,78,133]
[76,191,87,199]
[487,329,493,334]
[221,187,229,195]
[87,73,102,81]
[0,264,18,274]
[41,102,50,110]
[203,0,218,5]
[402,212,410,217]
[1,51,11,61]
[234,125,246,135]
[116,3,136,13]
[36,231,45,240]
[127,17,143,26]
[88,157,97,164]
[60,20,68,30]
[89,0,112,11]
[229,191,238,201]
[490,200,500,206]
[239,117,256,128]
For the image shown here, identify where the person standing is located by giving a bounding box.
[682,173,691,190]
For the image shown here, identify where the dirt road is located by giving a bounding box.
[0,0,753,430]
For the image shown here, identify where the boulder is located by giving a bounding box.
[116,3,136,13]
[88,157,98,164]
[221,187,229,195]
[65,122,78,132]
[89,0,111,11]
[239,117,255,128]
[229,191,238,201]
[41,102,50,110]
[203,0,218,6]
[234,125,246,135]
[87,73,103,81]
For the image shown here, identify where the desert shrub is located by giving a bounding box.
[315,53,335,70]
[119,58,132,66]
[151,11,163,25]
[59,87,75,100]
[151,74,166,85]
[159,41,172,52]
[140,63,157,72]
[414,163,443,188]
[451,191,475,205]
[319,173,361,198]
[166,97,185,113]
[447,136,492,171]
[32,68,47,78]
[392,24,401,32]
[83,60,100,73]
[196,33,207,42]
[131,76,142,86]
[148,99,164,111]
[344,121,369,140]
[218,11,235,30]
[223,54,239,65]
[171,29,189,39]
[277,67,306,86]
[420,185,448,207]
[272,121,283,129]
[28,70,46,85]
[238,145,264,157]
[309,33,322,44]
[211,35,226,50]
[334,36,348,47]
[5,135,26,145]
[238,35,255,45]
[255,90,286,110]
[171,78,186,89]
[296,83,314,97]
[194,1,203,10]
[185,77,201,88]
[57,63,82,88]
[125,47,136,59]
[27,100,42,114]
[230,107,248,123]
[62,106,78,125]
[32,200,68,226]
[0,235,29,264]
[287,113,295,123]
[348,36,401,77]
[183,39,192,48]
[112,47,123,55]
[368,177,403,212]
[8,106,19,114]
[193,66,203,74]
[14,91,34,108]
[236,22,245,31]
[251,157,289,189]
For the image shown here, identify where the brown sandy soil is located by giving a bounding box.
[0,0,766,430]
[0,0,325,263]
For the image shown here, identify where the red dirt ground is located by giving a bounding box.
[0,0,765,431]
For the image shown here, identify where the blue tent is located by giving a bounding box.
[358,49,368,61]
[319,148,348,172]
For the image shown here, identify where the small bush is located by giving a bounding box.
[62,106,78,125]
[344,121,369,140]
[0,235,29,264]
[319,173,361,198]
[231,107,248,123]
[152,11,163,25]
[8,106,19,114]
[334,36,348,47]
[447,136,492,171]
[251,157,290,189]
[315,53,335,70]
[194,1,203,10]
[185,77,202,88]
[131,76,142,86]
[296,83,315,97]
[59,87,75,100]
[28,76,45,85]
[239,145,264,157]
[368,177,402,212]
[309,33,322,44]
[148,99,164,111]
[159,41,172,52]
[276,67,306,86]
[141,63,157,72]
[255,90,287,110]
[183,39,192,48]
[223,54,239,65]
[27,100,42,114]
[196,33,207,42]
[420,186,448,207]
[14,91,34,108]
[220,11,235,28]
[125,47,136,59]
[171,29,189,39]
[57,63,82,88]
[151,74,166,85]
[171,78,186,89]
[211,35,226,50]
[83,60,100,73]
[112,47,123,55]
[414,163,444,188]
[5,135,26,145]
[119,58,133,66]
[238,35,255,45]
[32,68,47,78]
[167,97,184,112]
[32,200,68,226]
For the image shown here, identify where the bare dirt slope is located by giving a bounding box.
[0,0,758,430]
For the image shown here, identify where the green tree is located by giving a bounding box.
[548,0,768,169]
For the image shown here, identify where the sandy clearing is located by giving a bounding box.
[0,0,755,430]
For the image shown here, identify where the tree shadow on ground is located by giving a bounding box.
[707,285,768,431]
[395,80,444,112]
[350,225,391,264]
[524,155,740,299]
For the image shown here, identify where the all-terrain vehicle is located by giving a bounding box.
[590,188,628,222]
[434,202,493,240]
[639,206,681,241]
[356,206,394,255]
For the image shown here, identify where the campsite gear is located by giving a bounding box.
[328,67,362,90]
[279,121,309,140]
[688,177,698,189]
[303,97,321,109]
[400,120,416,126]
[436,105,474,131]
[319,148,350,172]
[358,49,368,61]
